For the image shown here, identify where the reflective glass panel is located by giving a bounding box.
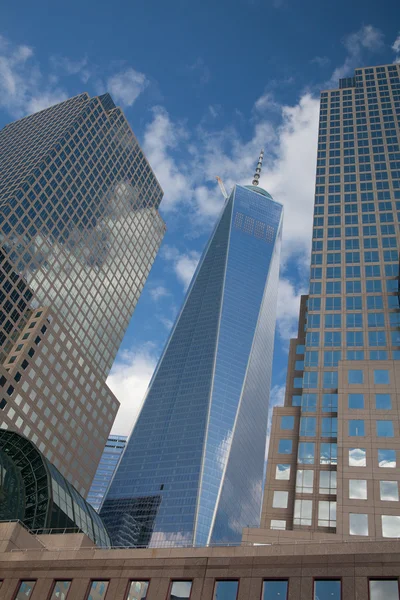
[378,449,396,467]
[349,479,367,499]
[88,582,109,600]
[348,393,364,409]
[374,369,390,384]
[280,416,294,430]
[319,471,336,494]
[382,516,400,538]
[349,420,365,436]
[15,582,36,599]
[170,582,192,599]
[262,580,288,600]
[126,581,149,600]
[348,369,363,384]
[376,394,392,410]
[275,464,290,480]
[296,469,314,494]
[314,580,341,600]
[369,580,399,600]
[213,581,238,600]
[349,513,369,536]
[278,440,292,454]
[272,491,288,508]
[294,499,312,525]
[50,581,71,600]
[270,520,286,530]
[376,421,394,437]
[380,481,399,501]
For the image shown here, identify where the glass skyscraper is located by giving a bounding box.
[87,434,127,512]
[101,178,283,547]
[244,62,400,545]
[0,93,165,496]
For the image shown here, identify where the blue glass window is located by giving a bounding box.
[326,266,341,278]
[366,279,382,292]
[293,377,303,388]
[349,420,365,436]
[346,280,361,293]
[391,331,400,346]
[262,581,288,600]
[306,332,320,347]
[14,582,36,600]
[302,393,317,412]
[314,581,341,600]
[378,449,396,468]
[324,331,341,347]
[346,331,364,347]
[87,582,109,600]
[323,371,338,389]
[348,393,364,409]
[298,442,315,464]
[348,370,363,384]
[376,421,394,437]
[305,351,318,367]
[369,331,387,346]
[278,440,292,454]
[326,281,341,294]
[320,442,337,465]
[367,295,383,309]
[376,394,392,410]
[300,417,316,437]
[303,372,318,388]
[346,296,362,310]
[322,394,338,412]
[321,417,337,437]
[280,416,294,430]
[374,369,390,384]
[347,313,363,328]
[307,314,320,328]
[346,265,361,278]
[324,351,341,367]
[213,580,238,600]
[325,314,341,328]
[347,350,365,360]
[292,395,302,407]
[325,297,341,310]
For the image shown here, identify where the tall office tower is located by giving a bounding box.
[244,63,400,546]
[0,93,165,497]
[87,434,127,512]
[101,154,284,548]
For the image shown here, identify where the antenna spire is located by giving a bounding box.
[252,149,264,186]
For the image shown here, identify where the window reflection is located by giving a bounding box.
[272,491,288,508]
[382,516,400,538]
[50,581,71,600]
[15,582,36,599]
[170,581,192,600]
[275,464,290,480]
[314,580,341,600]
[349,448,366,466]
[378,449,396,467]
[369,579,399,600]
[213,580,238,600]
[270,519,286,530]
[262,580,288,600]
[380,481,399,501]
[349,479,367,500]
[87,581,109,600]
[349,513,368,536]
[126,581,149,600]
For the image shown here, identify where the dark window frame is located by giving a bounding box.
[368,578,400,600]
[83,579,110,600]
[313,578,342,600]
[12,580,37,600]
[260,578,289,600]
[167,579,193,600]
[123,579,151,600]
[46,580,72,600]
[212,578,240,600]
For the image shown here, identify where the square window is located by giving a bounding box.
[262,581,288,600]
[349,479,367,499]
[348,393,364,409]
[349,513,369,536]
[213,581,238,600]
[278,440,292,454]
[376,420,394,437]
[349,420,365,436]
[378,449,396,468]
[369,580,399,600]
[275,464,290,480]
[376,394,392,410]
[314,581,341,600]
[380,481,399,501]
[382,515,400,538]
[272,491,288,508]
[280,416,294,430]
[374,369,390,384]
[349,448,366,467]
[348,370,363,384]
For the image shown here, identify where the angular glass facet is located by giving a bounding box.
[101,184,283,546]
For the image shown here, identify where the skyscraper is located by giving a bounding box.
[245,62,400,545]
[0,93,165,496]
[101,155,284,547]
[87,434,127,512]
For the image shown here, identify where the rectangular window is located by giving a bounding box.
[298,442,315,464]
[324,331,342,347]
[348,369,363,384]
[382,515,400,538]
[296,469,314,494]
[87,582,109,600]
[169,582,192,599]
[320,443,337,465]
[376,394,392,410]
[262,581,288,600]
[323,371,338,389]
[14,582,36,600]
[380,481,399,501]
[275,464,290,480]
[378,449,396,468]
[349,479,367,499]
[294,499,312,525]
[300,417,316,437]
[349,513,369,536]
[349,448,366,467]
[314,581,341,600]
[270,520,286,531]
[278,440,292,454]
[321,417,337,438]
[322,393,338,412]
[349,420,365,436]
[374,369,390,384]
[272,491,288,508]
[376,420,394,437]
[49,582,71,600]
[301,393,317,412]
[348,393,364,409]
[213,581,238,600]
[318,501,336,527]
[126,582,149,600]
[319,471,337,494]
[280,416,294,430]
[369,580,399,600]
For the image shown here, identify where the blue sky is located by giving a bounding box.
[1,1,400,434]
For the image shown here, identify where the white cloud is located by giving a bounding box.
[393,32,400,63]
[149,285,170,301]
[107,67,149,107]
[50,55,90,83]
[106,344,158,436]
[162,245,201,290]
[0,34,67,118]
[276,278,306,341]
[328,25,384,86]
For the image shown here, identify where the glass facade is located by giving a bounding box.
[259,63,400,542]
[0,428,110,547]
[0,93,165,496]
[87,435,127,512]
[101,184,283,547]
